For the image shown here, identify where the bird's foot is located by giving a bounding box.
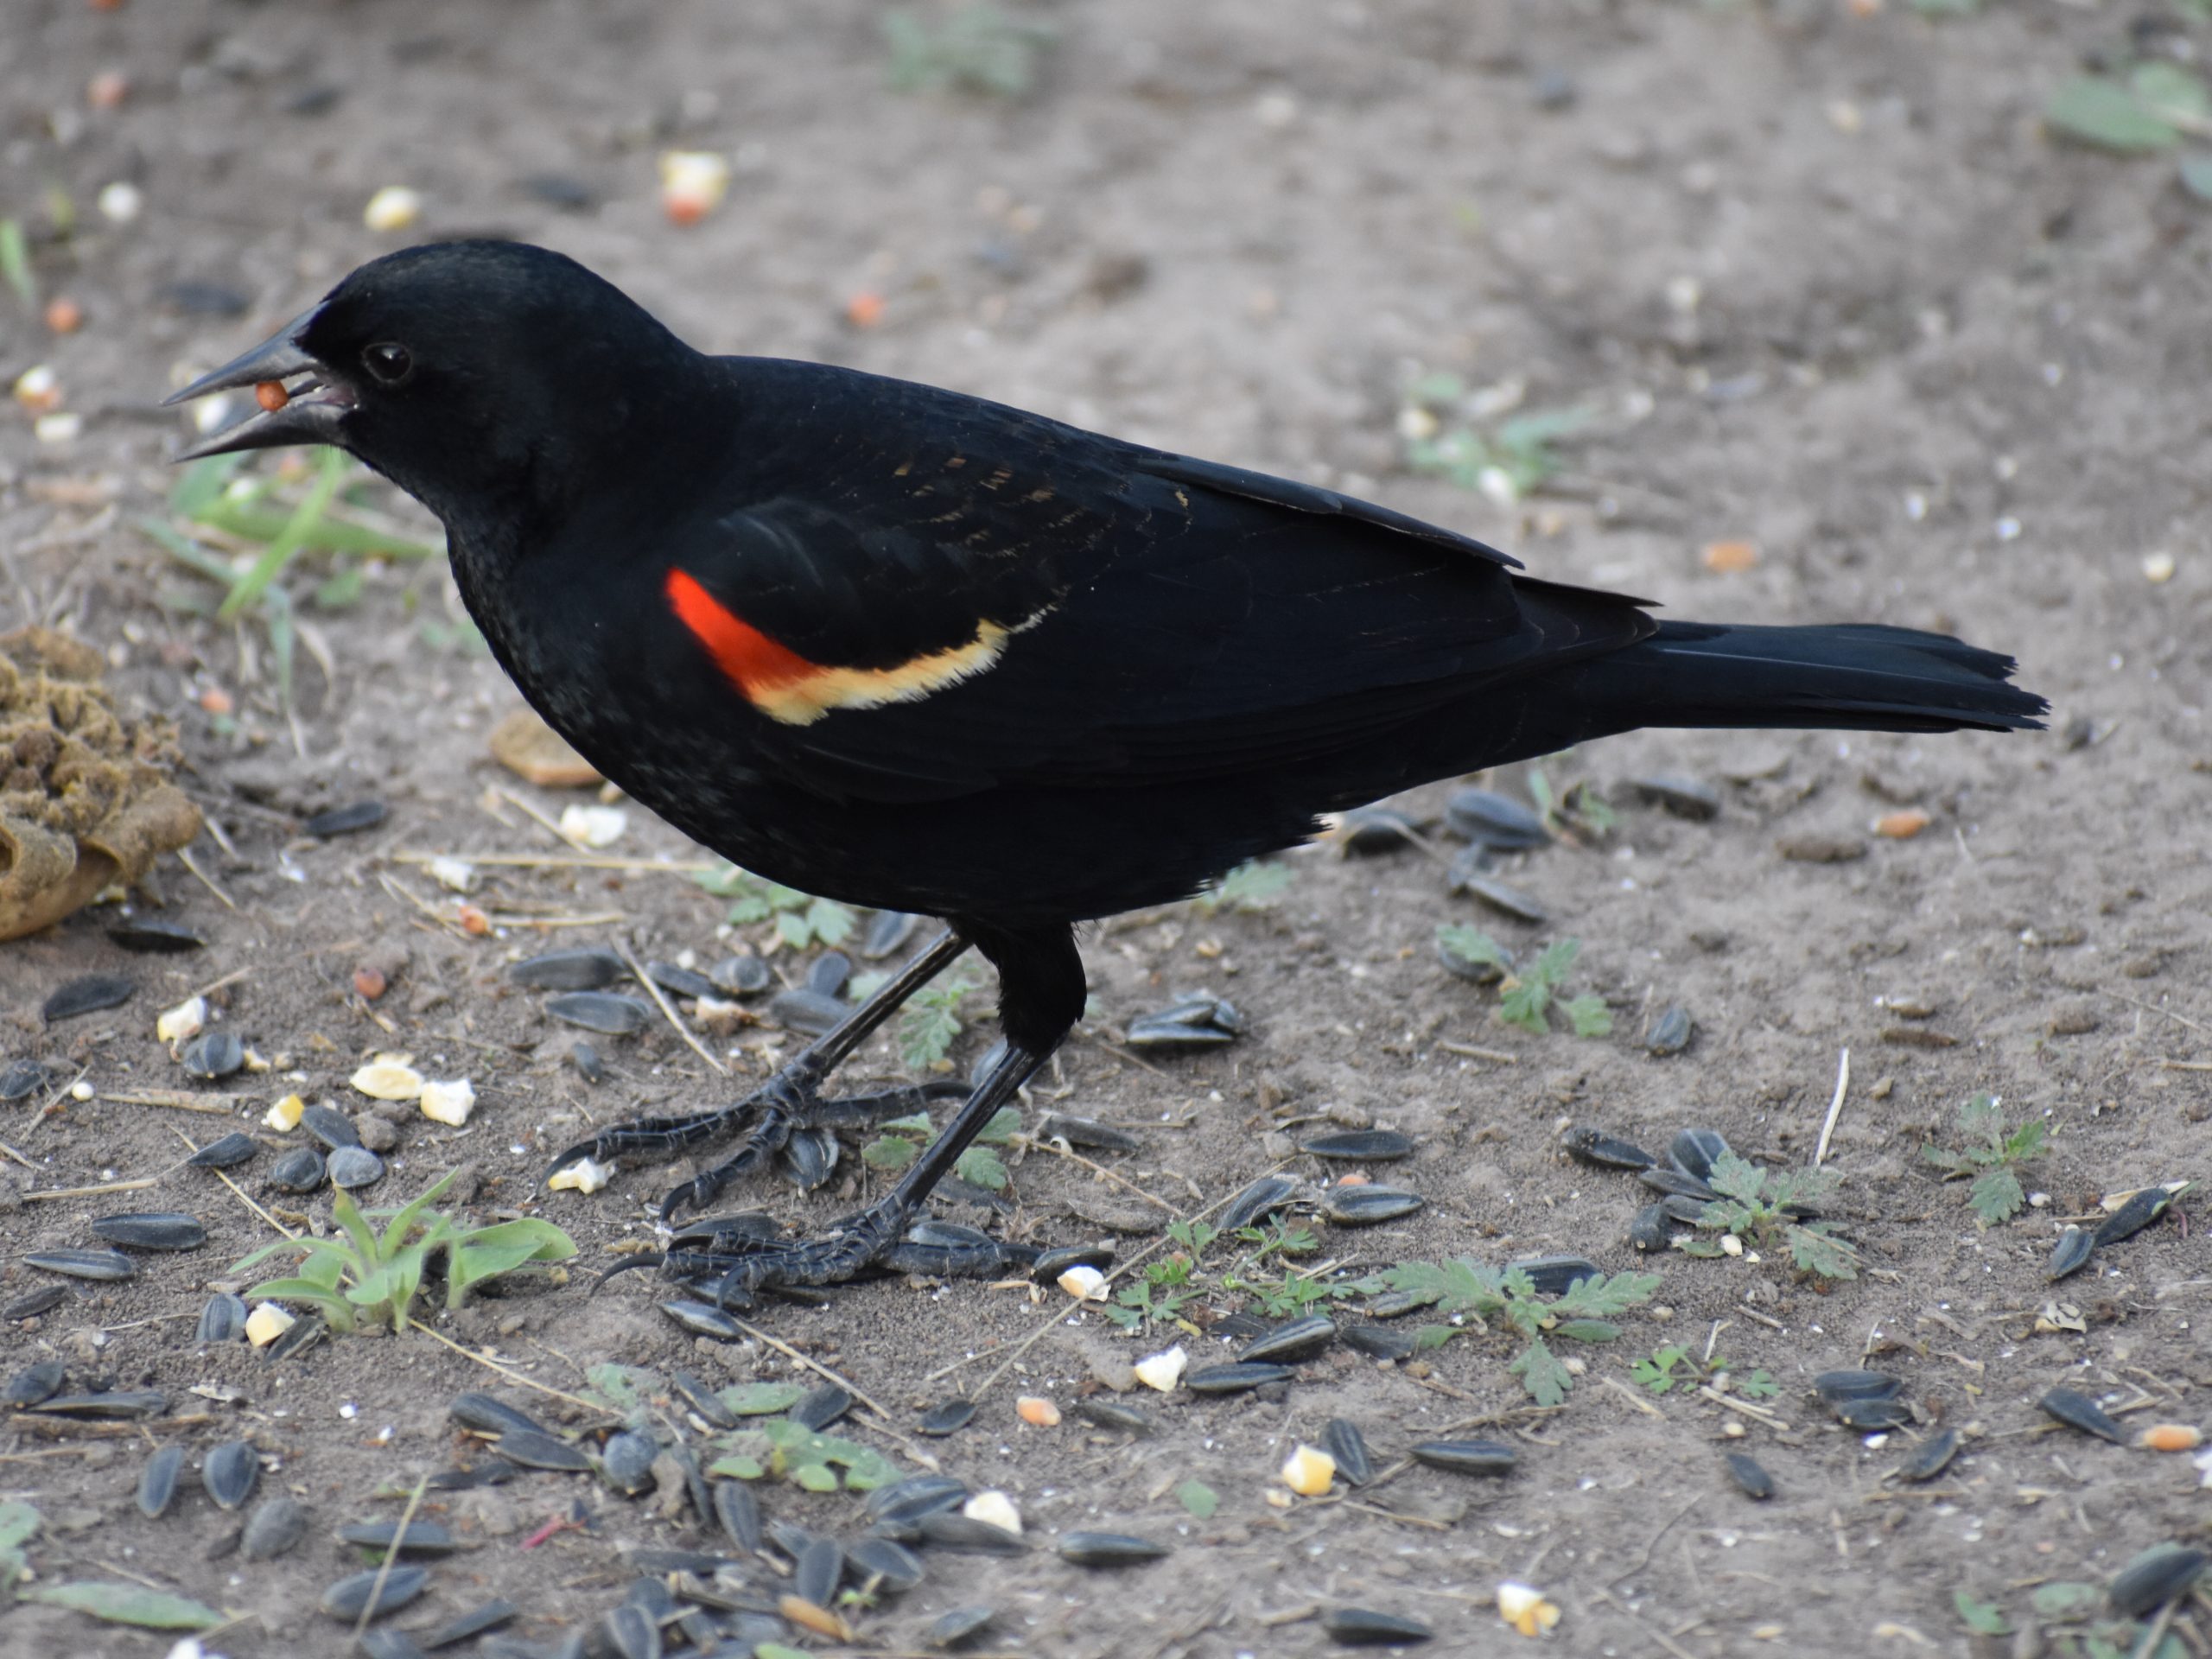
[543,1069,966,1224]
[649,1211,1037,1303]
[702,1193,914,1301]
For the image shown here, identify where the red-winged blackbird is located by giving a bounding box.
[168,241,2044,1299]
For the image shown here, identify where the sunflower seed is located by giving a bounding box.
[670,1370,735,1430]
[1661,1194,1710,1224]
[861,911,923,958]
[43,975,134,1022]
[1362,1289,1434,1320]
[1507,1255,1599,1296]
[1437,924,1510,984]
[303,801,387,839]
[511,948,625,991]
[1644,1005,1694,1056]
[600,1429,658,1495]
[849,1535,924,1592]
[806,951,851,998]
[1126,994,1243,1049]
[792,1382,854,1432]
[864,1473,969,1525]
[2096,1183,2183,1247]
[91,1212,207,1252]
[178,1031,245,1081]
[919,1397,978,1436]
[1035,1112,1138,1152]
[1637,1167,1717,1201]
[1897,1427,1960,1482]
[340,1519,459,1557]
[2040,1387,2123,1444]
[3,1360,64,1407]
[793,1535,843,1607]
[1073,1397,1157,1434]
[358,1632,429,1659]
[1410,1439,1516,1477]
[496,1428,594,1471]
[0,1059,52,1100]
[188,1131,258,1169]
[1059,1531,1170,1567]
[1725,1451,1774,1499]
[1628,1203,1674,1253]
[1336,805,1421,855]
[267,1150,322,1185]
[713,1479,762,1553]
[779,1124,838,1188]
[604,1603,658,1659]
[645,960,715,1001]
[328,1146,385,1189]
[449,1392,550,1440]
[196,1293,248,1344]
[422,1601,519,1649]
[264,1314,327,1362]
[2046,1226,2095,1281]
[241,1496,308,1560]
[707,954,772,995]
[298,1101,360,1149]
[1444,787,1547,850]
[1239,1315,1337,1366]
[1185,1362,1293,1395]
[658,1300,745,1341]
[1835,1397,1912,1431]
[1221,1173,1300,1231]
[203,1440,260,1510]
[1320,1606,1435,1646]
[24,1247,136,1281]
[916,1512,1026,1554]
[1324,1419,1374,1486]
[1448,865,1550,925]
[1319,1184,1423,1225]
[3,1287,67,1321]
[2108,1545,2208,1620]
[1031,1244,1114,1284]
[570,1040,605,1084]
[1340,1325,1419,1362]
[1297,1129,1414,1162]
[1669,1128,1731,1185]
[137,1444,184,1517]
[27,1389,165,1418]
[768,988,846,1036]
[108,918,206,953]
[926,1605,997,1649]
[1563,1127,1656,1171]
[545,992,652,1034]
[321,1564,429,1622]
[1814,1370,1904,1406]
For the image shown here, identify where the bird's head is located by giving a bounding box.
[164,240,702,530]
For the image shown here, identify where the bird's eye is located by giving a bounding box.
[360,341,414,386]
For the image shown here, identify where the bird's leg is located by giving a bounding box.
[542,929,971,1221]
[700,1038,1048,1300]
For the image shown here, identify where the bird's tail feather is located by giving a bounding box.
[1554,620,2046,738]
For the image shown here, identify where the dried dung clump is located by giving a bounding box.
[0,628,200,938]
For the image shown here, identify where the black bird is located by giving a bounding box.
[167,241,2043,1298]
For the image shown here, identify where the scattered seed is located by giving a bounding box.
[1563,1127,1656,1171]
[711,1478,763,1553]
[849,1535,925,1592]
[244,1303,296,1347]
[794,1535,844,1608]
[137,1444,184,1517]
[2046,1226,2095,1281]
[865,1473,969,1526]
[1321,1419,1374,1486]
[43,974,133,1023]
[321,1565,429,1623]
[0,1059,51,1102]
[1281,1443,1336,1497]
[1335,805,1421,855]
[4,1360,66,1408]
[707,954,772,996]
[1834,1397,1912,1431]
[197,1293,248,1344]
[269,1147,326,1192]
[658,1300,744,1341]
[1449,866,1551,925]
[1075,1397,1158,1434]
[296,1102,360,1149]
[1320,1606,1434,1646]
[1644,1005,1694,1056]
[1221,1173,1300,1231]
[1239,1314,1337,1365]
[1298,1129,1414,1162]
[2109,1545,2208,1620]
[1506,1255,1599,1297]
[1897,1427,1960,1482]
[203,1440,260,1510]
[328,1146,386,1189]
[1362,1289,1435,1320]
[1016,1395,1060,1427]
[1444,787,1547,850]
[1032,1243,1114,1284]
[2139,1423,2202,1452]
[340,1519,459,1557]
[1668,1128,1731,1185]
[570,1041,607,1084]
[1340,1325,1419,1362]
[180,1032,245,1081]
[26,1389,166,1419]
[1319,1184,1423,1225]
[1628,774,1720,820]
[791,1382,854,1432]
[1186,1361,1294,1395]
[3,1287,67,1322]
[545,991,652,1035]
[349,1058,424,1101]
[2096,1183,2183,1248]
[861,910,922,959]
[511,949,625,991]
[1409,1439,1516,1477]
[24,1247,136,1282]
[2041,1388,2123,1444]
[1125,993,1243,1049]
[1628,1203,1674,1254]
[1133,1346,1187,1393]
[768,987,846,1036]
[645,960,715,1001]
[1034,1112,1138,1153]
[264,1095,305,1131]
[599,1428,658,1495]
[188,1132,257,1170]
[1059,1531,1170,1567]
[496,1428,595,1472]
[1725,1451,1774,1499]
[918,1511,1027,1554]
[106,918,205,954]
[919,1397,979,1436]
[90,1212,207,1252]
[303,800,387,839]
[242,1496,308,1560]
[421,1601,518,1649]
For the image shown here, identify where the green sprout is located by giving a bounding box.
[696,863,857,949]
[1437,928,1611,1038]
[1923,1093,2048,1226]
[1684,1153,1857,1283]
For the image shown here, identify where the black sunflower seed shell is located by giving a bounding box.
[1032,1243,1114,1283]
[0,1059,53,1100]
[1319,1185,1423,1225]
[1074,1397,1159,1434]
[512,947,626,991]
[1563,1128,1656,1171]
[3,1359,65,1407]
[1237,1314,1335,1365]
[188,1131,258,1168]
[1506,1255,1599,1297]
[1628,1202,1674,1253]
[1221,1173,1300,1231]
[2095,1185,2178,1248]
[197,1293,248,1344]
[544,991,652,1034]
[243,1496,309,1561]
[1297,1129,1414,1162]
[1725,1451,1774,1499]
[1813,1370,1904,1406]
[43,974,134,1023]
[849,1535,924,1592]
[1897,1427,1960,1482]
[1409,1439,1516,1476]
[1340,1325,1419,1362]
[645,960,715,1001]
[916,1511,1026,1554]
[2046,1225,2096,1281]
[495,1427,594,1471]
[598,1428,658,1495]
[450,1392,550,1440]
[1034,1111,1138,1152]
[203,1440,260,1510]
[27,1389,166,1418]
[1834,1397,1912,1431]
[24,1247,136,1281]
[421,1600,519,1649]
[791,1382,854,1432]
[1323,1418,1374,1486]
[303,800,387,839]
[1058,1531,1170,1567]
[327,1146,385,1189]
[1668,1128,1732,1185]
[918,1397,978,1436]
[1320,1605,1435,1645]
[137,1444,184,1517]
[2040,1387,2123,1444]
[90,1211,207,1252]
[659,1300,745,1341]
[108,918,207,954]
[713,1479,763,1553]
[2109,1545,2209,1620]
[1185,1362,1294,1395]
[926,1605,997,1647]
[340,1518,460,1556]
[298,1102,360,1149]
[321,1564,429,1622]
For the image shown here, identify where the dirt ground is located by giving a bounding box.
[3,1,2210,1655]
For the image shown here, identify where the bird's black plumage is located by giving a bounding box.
[168,240,2044,1297]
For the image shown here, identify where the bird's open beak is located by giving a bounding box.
[162,305,356,461]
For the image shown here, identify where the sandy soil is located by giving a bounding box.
[2,2,2209,1656]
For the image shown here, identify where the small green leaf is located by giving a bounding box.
[1435,924,1509,972]
[2132,61,2211,125]
[976,1105,1022,1146]
[1497,976,1550,1033]
[2045,76,2179,152]
[954,1146,1008,1192]
[861,1135,918,1173]
[1175,1478,1218,1519]
[1551,1318,1621,1344]
[1740,1370,1780,1399]
[2182,152,2212,202]
[756,1646,815,1659]
[707,1454,765,1479]
[25,1583,223,1630]
[1968,1167,2026,1227]
[718,1382,804,1416]
[1510,1338,1573,1407]
[0,219,35,308]
[1561,995,1613,1039]
[1196,859,1294,914]
[1954,1591,2011,1637]
[1788,1223,1859,1282]
[1529,938,1580,987]
[0,1501,41,1552]
[586,1363,660,1415]
[793,1462,839,1492]
[2030,1581,2103,1620]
